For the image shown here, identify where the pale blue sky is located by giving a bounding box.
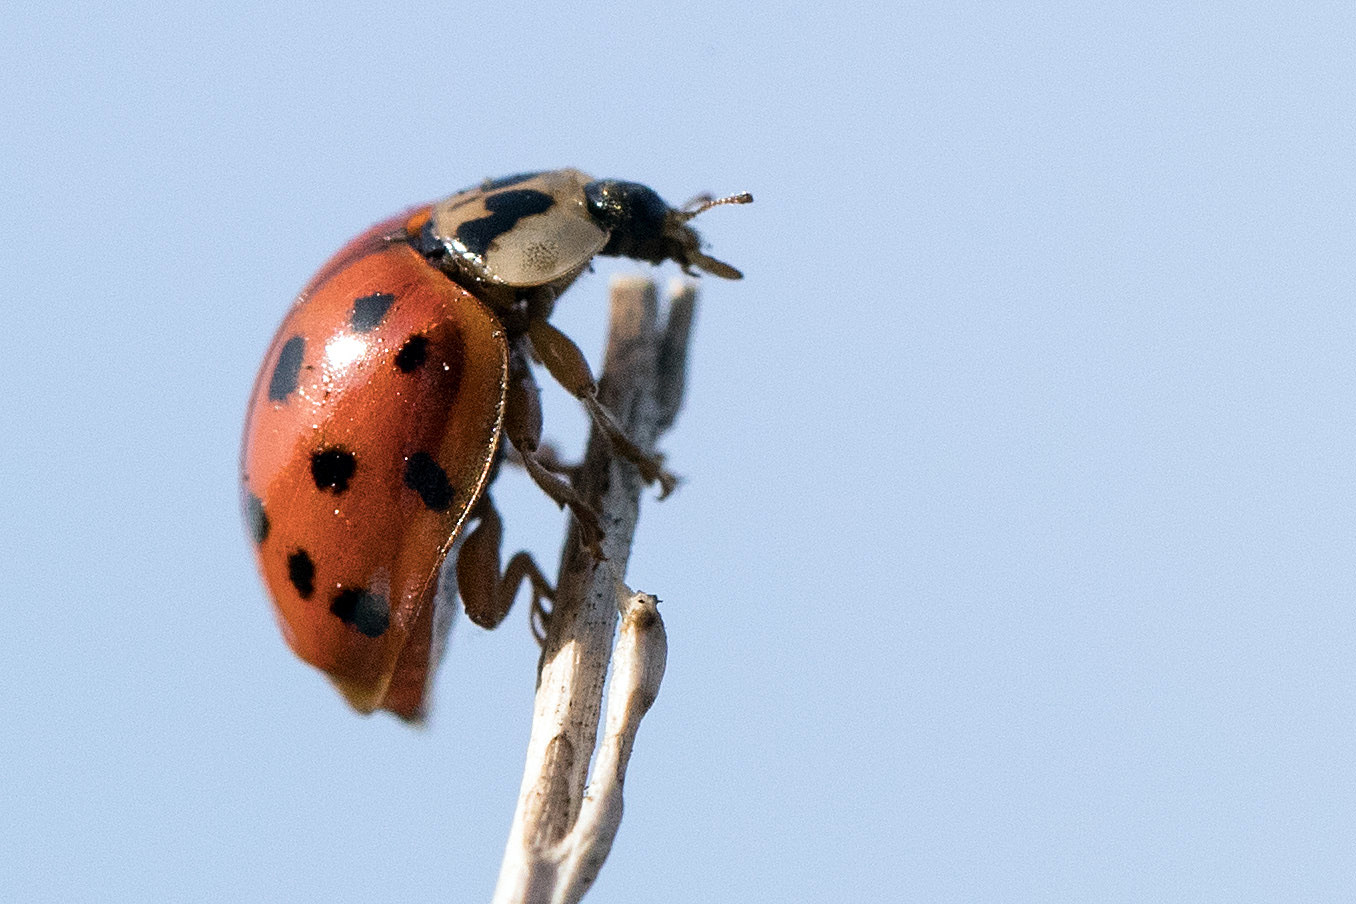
[3,3,1354,901]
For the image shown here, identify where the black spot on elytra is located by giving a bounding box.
[268,336,305,401]
[350,293,395,332]
[287,550,315,599]
[246,492,269,544]
[330,587,390,638]
[311,447,356,493]
[404,452,455,511]
[456,188,555,256]
[394,334,428,372]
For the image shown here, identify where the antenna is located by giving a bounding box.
[679,191,754,221]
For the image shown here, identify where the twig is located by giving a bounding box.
[491,277,696,904]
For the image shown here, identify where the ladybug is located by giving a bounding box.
[241,169,749,721]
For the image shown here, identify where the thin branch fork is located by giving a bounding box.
[492,277,697,904]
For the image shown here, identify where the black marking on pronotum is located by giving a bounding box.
[330,587,390,638]
[413,219,449,261]
[287,550,315,599]
[311,447,356,493]
[246,491,270,544]
[268,336,305,401]
[404,452,455,511]
[394,335,428,372]
[455,189,555,257]
[350,293,395,332]
[480,172,541,192]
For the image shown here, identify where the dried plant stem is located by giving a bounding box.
[491,277,696,904]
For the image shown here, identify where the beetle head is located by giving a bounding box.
[584,179,751,279]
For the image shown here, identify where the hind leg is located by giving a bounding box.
[456,494,554,636]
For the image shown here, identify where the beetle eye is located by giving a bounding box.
[583,179,668,234]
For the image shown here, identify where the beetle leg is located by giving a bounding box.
[505,342,606,557]
[504,440,581,479]
[526,316,679,498]
[456,494,555,634]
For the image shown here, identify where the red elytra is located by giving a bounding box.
[242,172,749,721]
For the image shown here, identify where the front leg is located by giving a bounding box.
[526,317,679,498]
